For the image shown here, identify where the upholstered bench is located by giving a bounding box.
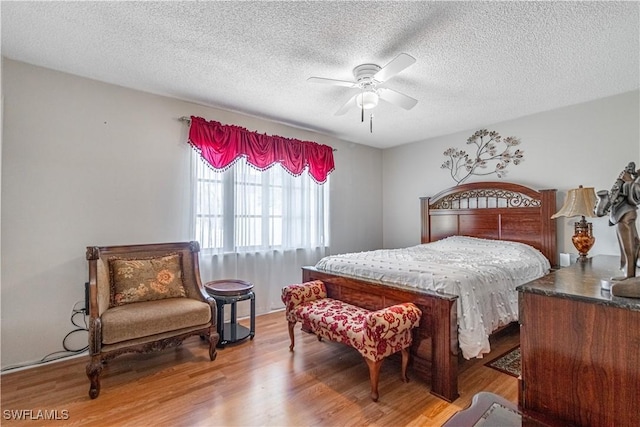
[281,280,422,401]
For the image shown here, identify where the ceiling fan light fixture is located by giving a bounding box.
[356,91,379,109]
[308,53,417,116]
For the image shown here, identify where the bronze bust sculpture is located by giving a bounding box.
[595,161,640,297]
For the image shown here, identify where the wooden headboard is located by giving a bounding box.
[421,181,557,267]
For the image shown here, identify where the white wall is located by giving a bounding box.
[3,57,637,369]
[382,90,640,260]
[0,59,383,368]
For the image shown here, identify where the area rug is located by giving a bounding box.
[486,346,520,378]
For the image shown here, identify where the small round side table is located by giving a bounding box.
[205,279,255,348]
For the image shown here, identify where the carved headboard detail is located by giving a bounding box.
[421,181,557,267]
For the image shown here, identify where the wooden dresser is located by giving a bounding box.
[517,255,640,427]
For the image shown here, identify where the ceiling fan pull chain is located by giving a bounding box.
[370,113,373,133]
[361,90,365,123]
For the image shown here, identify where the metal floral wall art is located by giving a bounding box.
[441,129,524,185]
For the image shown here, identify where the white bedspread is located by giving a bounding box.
[314,236,550,359]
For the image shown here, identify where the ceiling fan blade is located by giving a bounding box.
[307,77,357,88]
[335,94,358,115]
[378,87,418,110]
[373,53,416,82]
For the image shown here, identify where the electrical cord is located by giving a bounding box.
[1,301,89,372]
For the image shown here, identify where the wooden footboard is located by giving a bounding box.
[302,266,460,402]
[298,182,557,402]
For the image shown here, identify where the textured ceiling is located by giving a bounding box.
[2,1,639,149]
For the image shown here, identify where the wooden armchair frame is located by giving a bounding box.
[85,241,219,399]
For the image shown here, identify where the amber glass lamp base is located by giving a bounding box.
[572,217,595,261]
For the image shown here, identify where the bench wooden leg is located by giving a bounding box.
[400,347,410,382]
[287,321,296,351]
[364,358,383,402]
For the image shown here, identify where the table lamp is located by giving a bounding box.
[551,185,598,261]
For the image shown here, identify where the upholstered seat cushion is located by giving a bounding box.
[296,299,368,342]
[293,298,421,361]
[101,298,212,345]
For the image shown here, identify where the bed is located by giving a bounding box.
[302,181,557,402]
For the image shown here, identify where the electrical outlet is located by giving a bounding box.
[560,253,571,267]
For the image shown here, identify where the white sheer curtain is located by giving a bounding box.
[192,154,330,316]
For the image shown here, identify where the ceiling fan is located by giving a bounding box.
[307,53,418,130]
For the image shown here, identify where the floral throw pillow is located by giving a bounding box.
[109,253,186,307]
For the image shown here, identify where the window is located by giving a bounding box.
[193,154,329,253]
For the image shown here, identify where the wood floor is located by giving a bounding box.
[1,311,519,426]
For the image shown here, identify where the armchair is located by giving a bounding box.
[85,241,219,399]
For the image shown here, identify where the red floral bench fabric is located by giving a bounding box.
[282,280,422,401]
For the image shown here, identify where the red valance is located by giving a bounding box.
[188,116,335,183]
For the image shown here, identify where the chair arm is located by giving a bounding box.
[88,317,102,355]
[203,296,218,328]
[281,280,327,322]
[193,284,213,303]
[365,303,422,340]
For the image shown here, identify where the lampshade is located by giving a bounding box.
[551,186,598,219]
[552,185,598,261]
[356,91,379,109]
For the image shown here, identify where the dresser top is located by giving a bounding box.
[517,255,640,311]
